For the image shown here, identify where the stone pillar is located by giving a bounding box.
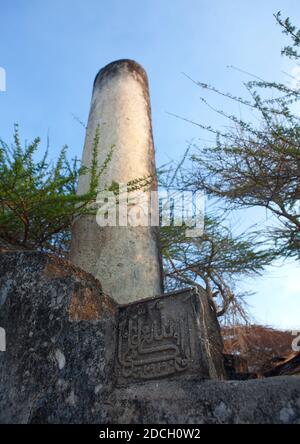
[70,60,163,304]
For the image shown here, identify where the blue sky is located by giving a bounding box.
[0,0,299,329]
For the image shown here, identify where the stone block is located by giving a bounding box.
[116,288,225,384]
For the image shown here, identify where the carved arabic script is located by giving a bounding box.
[117,300,195,380]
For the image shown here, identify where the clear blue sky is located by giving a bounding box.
[0,0,299,330]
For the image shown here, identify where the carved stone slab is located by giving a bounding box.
[115,287,225,384]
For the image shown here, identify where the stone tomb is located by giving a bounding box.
[1,252,300,423]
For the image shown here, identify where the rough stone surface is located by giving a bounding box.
[1,251,300,424]
[108,377,300,424]
[70,59,163,304]
[0,251,117,424]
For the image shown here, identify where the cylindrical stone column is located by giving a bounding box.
[70,59,163,304]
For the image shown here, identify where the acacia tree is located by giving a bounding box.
[0,124,116,255]
[158,164,273,320]
[178,12,300,260]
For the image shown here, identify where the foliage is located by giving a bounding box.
[0,124,110,255]
[176,12,300,260]
[161,214,273,319]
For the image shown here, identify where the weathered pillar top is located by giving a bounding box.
[93,59,149,90]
